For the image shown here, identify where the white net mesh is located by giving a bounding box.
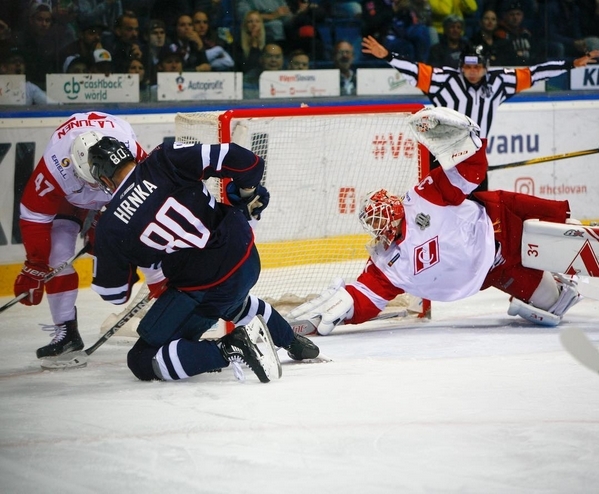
[175,106,429,316]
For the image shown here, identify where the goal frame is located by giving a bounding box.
[177,103,432,319]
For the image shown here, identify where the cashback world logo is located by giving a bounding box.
[63,76,125,101]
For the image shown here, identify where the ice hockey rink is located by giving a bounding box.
[1,285,598,494]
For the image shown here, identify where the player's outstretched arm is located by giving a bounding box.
[362,36,389,60]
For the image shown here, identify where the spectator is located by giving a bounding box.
[495,2,537,65]
[333,40,357,95]
[261,41,285,70]
[149,0,191,40]
[149,44,185,101]
[127,56,149,100]
[193,0,235,33]
[141,19,168,85]
[0,18,12,54]
[235,10,267,90]
[0,45,53,104]
[89,47,113,74]
[14,0,67,90]
[287,48,310,69]
[361,0,394,43]
[237,0,292,50]
[59,18,107,72]
[78,0,123,35]
[536,0,599,60]
[470,8,520,66]
[102,10,143,73]
[192,9,235,71]
[427,14,469,68]
[63,53,89,73]
[383,0,432,62]
[285,0,328,60]
[429,0,477,37]
[173,13,211,72]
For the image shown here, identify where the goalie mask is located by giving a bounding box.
[358,189,405,247]
[70,130,103,186]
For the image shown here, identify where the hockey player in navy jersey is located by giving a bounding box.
[86,137,319,382]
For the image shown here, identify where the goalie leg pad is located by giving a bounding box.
[286,278,345,321]
[507,298,561,327]
[316,287,355,336]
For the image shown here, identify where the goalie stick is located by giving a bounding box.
[40,290,154,370]
[490,147,599,172]
[560,327,599,375]
[1,243,91,315]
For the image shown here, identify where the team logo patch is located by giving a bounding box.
[414,236,439,274]
[61,157,71,168]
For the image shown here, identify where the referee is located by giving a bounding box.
[362,35,599,191]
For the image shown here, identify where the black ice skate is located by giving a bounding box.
[219,326,269,382]
[285,334,320,361]
[36,309,84,359]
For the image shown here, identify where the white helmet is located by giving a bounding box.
[70,130,103,184]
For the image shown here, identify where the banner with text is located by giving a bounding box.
[157,72,242,101]
[0,75,26,105]
[570,66,599,90]
[46,73,139,103]
[259,69,339,98]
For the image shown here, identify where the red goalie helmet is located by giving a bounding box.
[358,189,405,247]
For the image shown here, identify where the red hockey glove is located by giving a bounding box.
[14,261,51,305]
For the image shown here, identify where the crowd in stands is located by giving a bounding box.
[1,0,598,102]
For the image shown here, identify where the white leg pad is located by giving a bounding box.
[507,298,561,327]
[317,288,354,336]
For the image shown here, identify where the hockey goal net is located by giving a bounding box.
[175,104,431,318]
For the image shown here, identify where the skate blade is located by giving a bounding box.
[246,315,282,381]
[40,350,88,370]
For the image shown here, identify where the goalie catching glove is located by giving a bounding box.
[407,107,482,170]
[287,278,354,336]
[226,182,270,220]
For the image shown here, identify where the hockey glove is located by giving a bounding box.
[226,182,270,220]
[14,261,51,306]
[81,210,101,255]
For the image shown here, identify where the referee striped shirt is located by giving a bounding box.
[386,54,575,138]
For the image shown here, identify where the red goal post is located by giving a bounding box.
[175,104,431,319]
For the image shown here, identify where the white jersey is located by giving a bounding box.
[32,111,144,213]
[368,188,496,301]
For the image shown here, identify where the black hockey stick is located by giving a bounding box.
[40,290,155,370]
[490,147,599,172]
[0,243,91,315]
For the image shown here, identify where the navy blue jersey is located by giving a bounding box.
[92,141,264,304]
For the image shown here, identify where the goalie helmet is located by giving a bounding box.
[88,136,134,193]
[70,130,103,185]
[358,189,405,247]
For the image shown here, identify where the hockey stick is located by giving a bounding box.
[40,290,155,370]
[289,310,408,336]
[0,243,91,315]
[560,327,599,375]
[490,147,599,172]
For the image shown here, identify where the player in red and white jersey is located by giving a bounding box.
[289,107,581,334]
[14,111,146,359]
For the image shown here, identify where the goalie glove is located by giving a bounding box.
[226,182,270,220]
[407,107,482,170]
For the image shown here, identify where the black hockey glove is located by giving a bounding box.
[226,182,270,220]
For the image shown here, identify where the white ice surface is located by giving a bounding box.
[1,287,598,494]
